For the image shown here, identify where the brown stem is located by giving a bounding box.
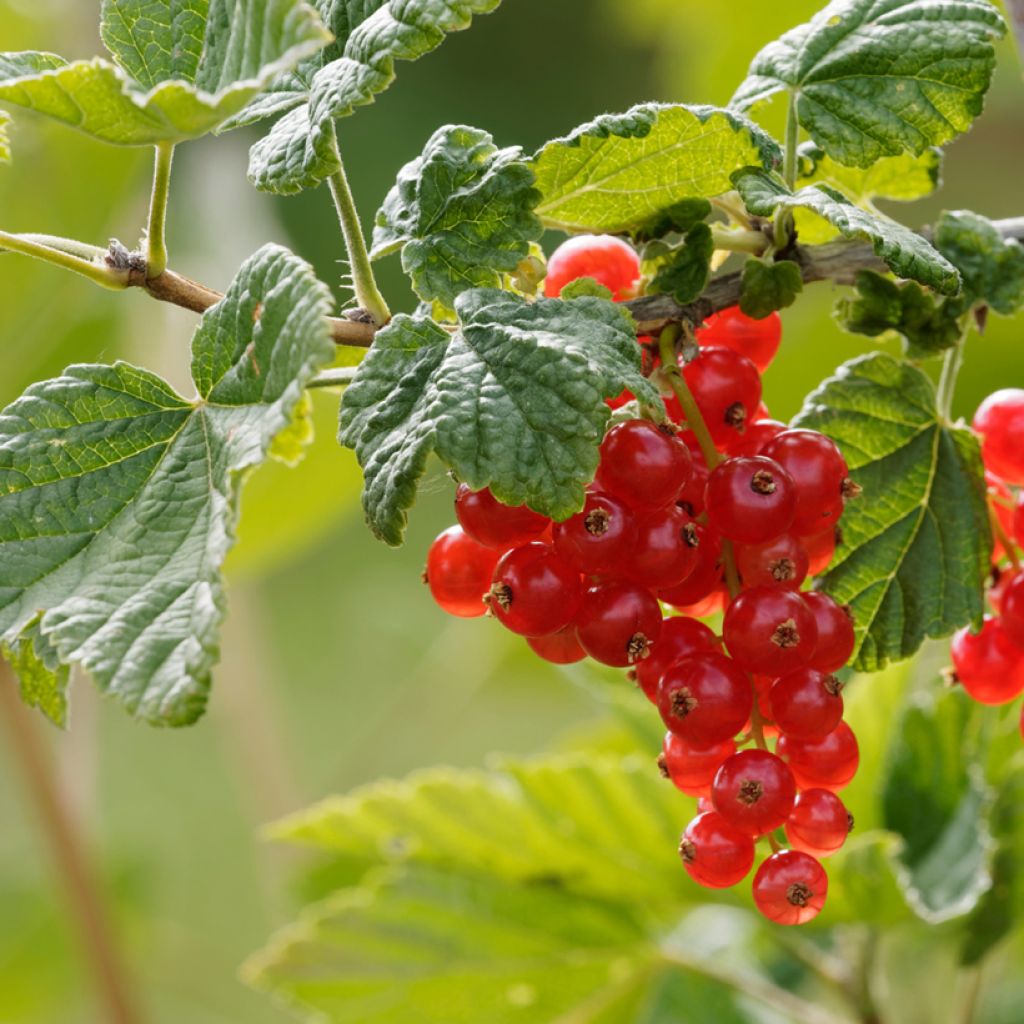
[0,674,145,1024]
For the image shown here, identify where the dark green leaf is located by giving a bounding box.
[649,224,715,305]
[793,353,990,671]
[630,198,713,242]
[531,103,782,233]
[934,210,1024,315]
[738,258,803,318]
[339,289,658,545]
[558,278,614,301]
[0,245,334,725]
[371,125,542,311]
[733,168,960,293]
[731,0,1005,168]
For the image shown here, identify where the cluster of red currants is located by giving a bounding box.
[423,234,862,925]
[952,389,1024,736]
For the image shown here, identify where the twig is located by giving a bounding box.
[0,672,144,1024]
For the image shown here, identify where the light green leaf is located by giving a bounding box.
[824,832,915,925]
[1,617,69,728]
[934,209,1024,315]
[731,0,1005,168]
[738,258,803,318]
[0,2,330,146]
[882,688,994,921]
[793,353,990,671]
[648,223,715,305]
[733,167,960,293]
[247,103,340,194]
[338,288,658,546]
[371,125,543,311]
[530,103,782,234]
[797,142,943,205]
[558,278,614,301]
[0,109,10,163]
[0,244,334,725]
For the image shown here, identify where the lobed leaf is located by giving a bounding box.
[1,617,69,728]
[647,223,714,305]
[738,259,803,318]
[0,244,334,725]
[934,209,1024,315]
[371,125,543,311]
[338,288,659,546]
[530,103,782,234]
[797,142,943,205]
[793,353,990,671]
[733,167,960,293]
[731,0,1005,168]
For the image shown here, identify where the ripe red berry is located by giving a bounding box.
[657,652,753,746]
[634,616,719,700]
[660,732,736,797]
[776,721,859,791]
[973,389,1024,484]
[761,430,851,536]
[753,850,828,925]
[769,668,844,741]
[675,452,709,516]
[487,543,583,636]
[682,346,763,448]
[736,532,809,590]
[999,572,1024,649]
[658,525,723,608]
[455,484,549,549]
[785,789,853,858]
[543,234,640,300]
[697,306,781,373]
[711,749,796,835]
[723,587,819,676]
[726,417,788,458]
[425,526,500,617]
[679,811,755,888]
[628,506,701,589]
[552,491,637,575]
[705,456,797,544]
[527,626,586,664]
[596,420,692,511]
[803,592,856,672]
[575,582,662,666]
[669,586,728,619]
[950,616,1024,705]
[803,526,838,576]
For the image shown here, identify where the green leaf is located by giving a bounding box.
[1,617,69,728]
[882,688,993,921]
[0,244,334,725]
[558,278,614,301]
[797,142,943,205]
[630,197,712,242]
[530,103,782,234]
[934,210,1024,315]
[0,108,10,163]
[247,103,340,194]
[793,353,990,671]
[738,258,803,318]
[338,289,658,546]
[371,125,543,312]
[0,3,330,146]
[731,0,1005,168]
[824,832,915,925]
[733,167,960,294]
[835,269,963,358]
[648,223,714,305]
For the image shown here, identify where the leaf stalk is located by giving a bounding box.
[0,230,128,289]
[146,141,175,279]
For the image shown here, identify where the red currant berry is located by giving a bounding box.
[455,484,549,549]
[634,616,719,701]
[950,616,1024,705]
[973,389,1024,484]
[1000,572,1024,649]
[527,626,586,664]
[803,526,838,576]
[543,234,640,301]
[697,307,781,373]
[597,420,692,511]
[660,732,736,797]
[675,453,709,517]
[553,491,637,575]
[753,850,828,925]
[487,543,583,636]
[776,721,859,791]
[736,532,809,590]
[705,456,797,544]
[628,507,701,589]
[725,417,788,458]
[785,789,853,858]
[425,526,500,618]
[658,525,723,608]
[679,811,755,888]
[769,668,844,741]
[657,652,753,746]
[669,586,728,619]
[711,749,796,835]
[682,347,763,448]
[761,430,850,536]
[803,592,856,673]
[723,587,819,676]
[575,582,662,666]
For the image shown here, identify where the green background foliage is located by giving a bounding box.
[1,1,1023,1021]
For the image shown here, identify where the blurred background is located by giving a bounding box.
[0,1,1022,1021]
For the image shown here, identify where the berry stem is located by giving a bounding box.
[657,324,722,469]
[0,230,129,290]
[145,141,175,279]
[936,331,966,423]
[989,500,1022,570]
[326,135,392,327]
